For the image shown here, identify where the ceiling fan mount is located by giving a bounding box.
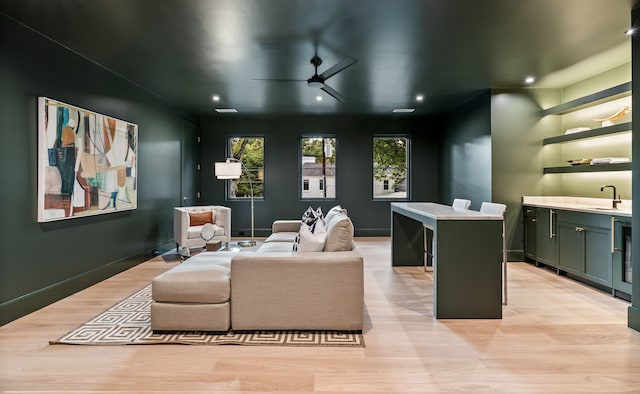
[307,55,325,88]
[254,54,358,101]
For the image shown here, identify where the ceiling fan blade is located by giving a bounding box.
[321,84,346,102]
[319,57,358,80]
[252,78,306,82]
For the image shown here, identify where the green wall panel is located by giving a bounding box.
[0,14,188,324]
[439,90,492,210]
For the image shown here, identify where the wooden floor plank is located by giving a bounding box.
[1,238,639,392]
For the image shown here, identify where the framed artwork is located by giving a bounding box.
[37,97,138,222]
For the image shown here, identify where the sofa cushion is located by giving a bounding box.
[152,257,231,303]
[187,224,224,240]
[189,210,215,226]
[264,231,298,243]
[324,213,354,252]
[257,241,297,253]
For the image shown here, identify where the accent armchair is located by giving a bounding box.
[174,206,231,254]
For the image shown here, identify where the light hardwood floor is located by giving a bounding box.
[1,238,639,393]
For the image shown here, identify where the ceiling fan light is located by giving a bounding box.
[308,80,324,88]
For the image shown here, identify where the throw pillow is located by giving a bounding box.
[189,210,214,226]
[296,221,327,252]
[324,205,348,227]
[324,213,354,252]
[301,206,317,226]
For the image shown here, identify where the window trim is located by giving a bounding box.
[299,135,338,201]
[226,135,265,200]
[372,135,410,201]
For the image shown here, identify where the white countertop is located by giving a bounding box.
[522,196,632,217]
[391,202,503,220]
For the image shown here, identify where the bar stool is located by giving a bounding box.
[452,198,471,210]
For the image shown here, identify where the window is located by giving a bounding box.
[301,137,336,199]
[373,136,409,199]
[228,137,264,199]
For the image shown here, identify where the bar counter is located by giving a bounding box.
[391,202,503,319]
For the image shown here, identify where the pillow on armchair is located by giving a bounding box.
[189,210,215,226]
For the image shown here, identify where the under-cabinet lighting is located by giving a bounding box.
[215,108,238,113]
[392,108,415,113]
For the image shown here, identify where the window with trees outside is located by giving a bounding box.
[228,137,264,199]
[301,137,336,199]
[373,136,409,199]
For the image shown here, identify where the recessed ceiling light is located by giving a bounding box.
[215,108,238,113]
[625,28,635,35]
[212,95,220,101]
[416,95,424,102]
[524,76,535,84]
[392,108,415,113]
[316,95,323,101]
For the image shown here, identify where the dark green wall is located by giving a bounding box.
[439,90,492,210]
[0,15,186,324]
[490,90,547,260]
[199,115,442,236]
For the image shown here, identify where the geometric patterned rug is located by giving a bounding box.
[49,285,365,347]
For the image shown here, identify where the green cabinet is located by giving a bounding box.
[523,207,537,260]
[556,211,612,287]
[557,220,582,275]
[536,208,557,267]
[612,217,632,296]
[583,226,613,286]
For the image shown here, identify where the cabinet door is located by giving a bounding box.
[583,226,612,286]
[557,221,582,275]
[523,208,537,259]
[612,218,632,294]
[536,209,557,267]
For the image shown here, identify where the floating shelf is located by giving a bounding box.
[543,162,632,174]
[541,82,631,117]
[543,122,632,145]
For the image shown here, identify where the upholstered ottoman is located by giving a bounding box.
[151,254,232,332]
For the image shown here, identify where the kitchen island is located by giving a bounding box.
[391,202,504,319]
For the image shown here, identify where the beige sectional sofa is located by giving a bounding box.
[151,206,363,332]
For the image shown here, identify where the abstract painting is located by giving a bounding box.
[37,97,138,222]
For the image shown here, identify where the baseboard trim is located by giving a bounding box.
[0,248,161,326]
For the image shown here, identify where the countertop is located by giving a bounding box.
[522,196,632,217]
[391,202,504,220]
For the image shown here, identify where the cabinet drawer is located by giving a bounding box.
[555,210,611,228]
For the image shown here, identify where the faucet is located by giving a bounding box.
[600,185,622,209]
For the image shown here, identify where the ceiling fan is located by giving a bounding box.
[255,55,358,101]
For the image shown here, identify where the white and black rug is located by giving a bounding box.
[50,285,365,347]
